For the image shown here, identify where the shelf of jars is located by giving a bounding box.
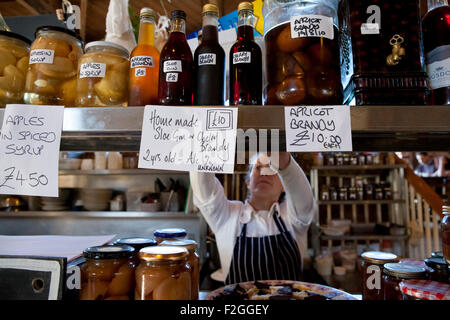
[318,200,405,205]
[2,105,450,151]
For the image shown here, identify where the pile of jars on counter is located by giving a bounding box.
[79,228,200,300]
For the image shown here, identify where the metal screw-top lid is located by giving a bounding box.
[202,3,219,15]
[361,251,398,264]
[84,40,129,58]
[154,228,187,239]
[383,263,427,279]
[160,239,198,251]
[113,237,157,252]
[83,245,134,260]
[425,257,450,271]
[139,246,188,262]
[140,7,156,19]
[238,2,254,12]
[171,10,186,20]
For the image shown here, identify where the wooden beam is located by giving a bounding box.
[16,0,40,15]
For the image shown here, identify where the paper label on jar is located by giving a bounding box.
[163,60,182,72]
[131,56,154,68]
[166,72,178,83]
[233,51,251,64]
[79,62,106,78]
[135,68,146,77]
[29,49,54,64]
[290,14,334,40]
[198,53,216,66]
[427,46,450,90]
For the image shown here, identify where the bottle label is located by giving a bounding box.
[79,62,106,78]
[131,56,154,68]
[427,45,450,90]
[163,60,182,72]
[29,49,54,64]
[233,51,251,64]
[166,72,178,83]
[198,53,216,66]
[135,68,146,77]
[290,14,334,40]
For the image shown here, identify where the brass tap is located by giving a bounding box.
[386,34,405,66]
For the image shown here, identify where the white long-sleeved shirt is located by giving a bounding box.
[190,157,317,282]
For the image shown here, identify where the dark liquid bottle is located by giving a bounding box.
[422,0,450,105]
[194,4,225,105]
[229,2,262,105]
[158,10,194,105]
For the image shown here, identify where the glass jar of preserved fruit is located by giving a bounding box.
[113,237,157,265]
[361,251,398,300]
[160,239,200,300]
[382,263,427,300]
[80,245,135,300]
[76,41,129,107]
[263,0,342,105]
[321,186,330,201]
[135,246,191,300]
[0,31,31,107]
[442,206,450,265]
[24,26,83,106]
[400,280,450,300]
[154,228,187,244]
[425,257,450,284]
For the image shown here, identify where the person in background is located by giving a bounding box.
[414,152,450,177]
[190,152,317,284]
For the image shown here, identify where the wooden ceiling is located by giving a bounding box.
[0,0,243,42]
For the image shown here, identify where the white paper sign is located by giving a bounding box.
[284,106,352,152]
[0,104,64,197]
[290,14,334,40]
[79,62,106,78]
[138,106,238,173]
[29,49,54,64]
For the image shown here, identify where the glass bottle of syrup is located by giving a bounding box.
[229,2,262,105]
[128,8,160,106]
[194,4,225,105]
[158,10,194,105]
[422,0,450,105]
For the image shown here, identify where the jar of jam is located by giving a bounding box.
[361,251,398,300]
[24,26,83,106]
[76,41,129,107]
[113,237,157,265]
[364,183,374,200]
[336,153,344,166]
[375,184,384,200]
[326,154,335,166]
[357,187,364,200]
[365,154,373,165]
[135,246,191,300]
[0,31,31,107]
[160,239,200,300]
[339,187,348,201]
[321,186,330,201]
[425,257,450,284]
[348,187,357,201]
[400,280,450,300]
[357,154,365,165]
[383,263,427,300]
[154,228,187,244]
[330,187,338,201]
[263,0,342,105]
[350,154,358,166]
[442,206,450,265]
[80,245,135,300]
[383,183,393,200]
[343,153,350,165]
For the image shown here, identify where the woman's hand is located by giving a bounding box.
[266,152,291,171]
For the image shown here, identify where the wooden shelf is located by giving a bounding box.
[321,234,408,241]
[318,200,405,205]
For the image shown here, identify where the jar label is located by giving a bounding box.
[198,53,216,66]
[166,72,178,82]
[131,55,154,68]
[233,51,251,64]
[290,15,334,40]
[427,45,450,90]
[79,62,106,78]
[29,49,54,64]
[163,60,182,72]
[135,68,146,77]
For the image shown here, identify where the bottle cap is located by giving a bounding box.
[140,7,156,19]
[202,3,219,15]
[238,2,253,12]
[171,10,186,20]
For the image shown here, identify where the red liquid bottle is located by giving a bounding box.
[229,2,262,105]
[158,10,194,105]
[422,0,450,105]
[194,4,225,106]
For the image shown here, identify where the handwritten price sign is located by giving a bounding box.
[0,104,64,197]
[284,106,352,152]
[138,106,238,173]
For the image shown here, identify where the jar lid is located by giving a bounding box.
[383,263,427,279]
[83,245,134,260]
[84,41,129,57]
[399,280,450,300]
[113,237,157,251]
[0,30,31,45]
[160,239,198,251]
[425,257,450,271]
[35,26,83,43]
[171,10,186,20]
[202,3,219,15]
[139,246,188,262]
[431,251,443,258]
[154,228,187,239]
[361,251,398,264]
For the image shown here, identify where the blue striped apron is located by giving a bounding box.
[225,209,303,285]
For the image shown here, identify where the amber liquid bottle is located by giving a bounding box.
[194,4,225,105]
[158,10,194,105]
[128,8,160,106]
[422,0,450,105]
[229,2,262,105]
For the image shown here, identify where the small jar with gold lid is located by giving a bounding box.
[160,239,200,300]
[135,246,191,300]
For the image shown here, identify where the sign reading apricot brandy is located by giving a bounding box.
[0,104,64,197]
[138,106,238,173]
